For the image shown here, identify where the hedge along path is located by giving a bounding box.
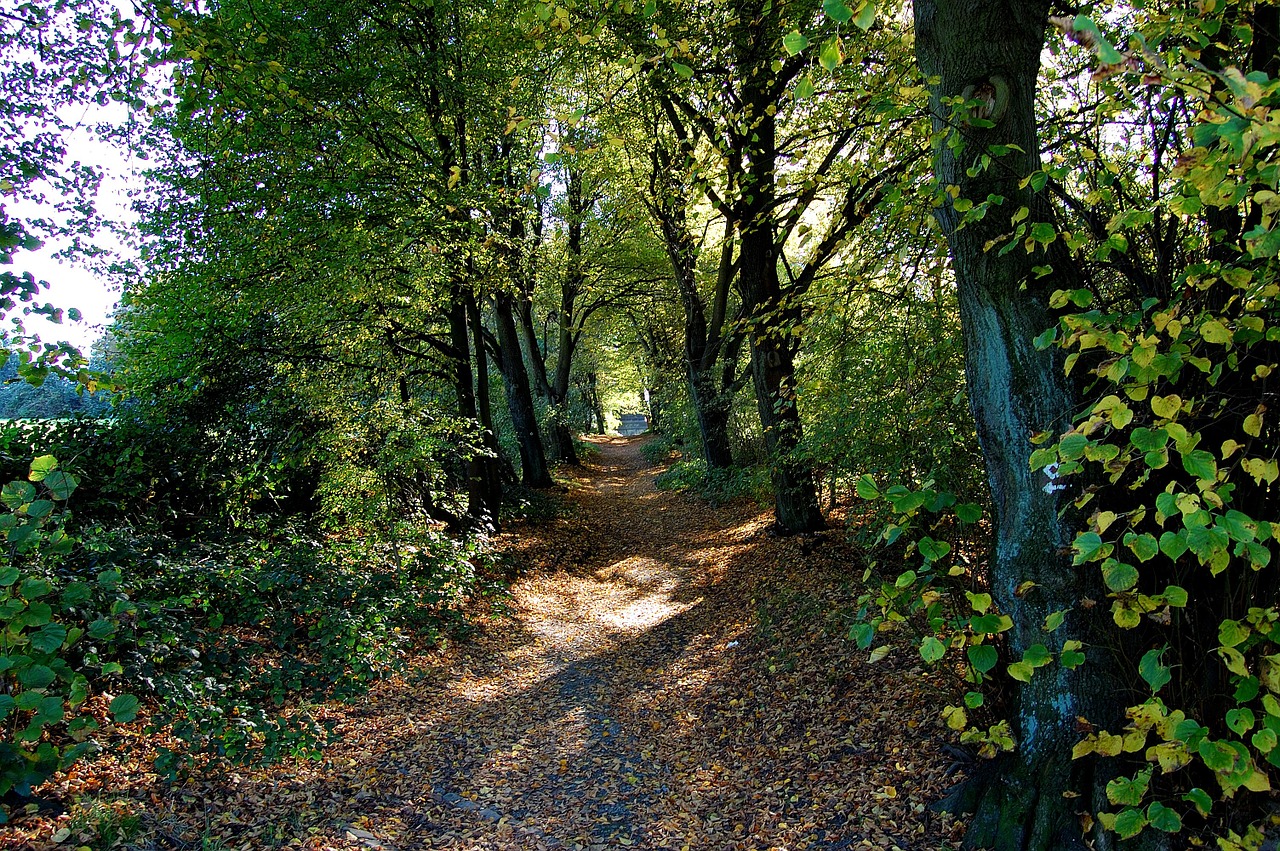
[13,436,964,850]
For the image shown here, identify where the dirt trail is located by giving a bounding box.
[313,436,960,850]
[25,437,963,850]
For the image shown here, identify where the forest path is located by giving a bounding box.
[116,437,962,850]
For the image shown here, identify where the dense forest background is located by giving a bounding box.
[2,0,1279,848]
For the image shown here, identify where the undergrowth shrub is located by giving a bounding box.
[655,459,770,506]
[101,522,499,773]
[0,444,500,817]
[640,433,680,466]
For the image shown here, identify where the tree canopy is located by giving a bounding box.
[1,0,1279,848]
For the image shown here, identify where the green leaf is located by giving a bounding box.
[1058,433,1089,461]
[1146,801,1181,833]
[1023,644,1052,667]
[855,474,879,500]
[967,644,997,674]
[17,602,52,627]
[1181,449,1218,481]
[1106,769,1151,806]
[1200,318,1232,344]
[1198,738,1238,772]
[1159,532,1189,561]
[1162,585,1189,607]
[852,0,876,30]
[87,619,115,640]
[1219,619,1249,647]
[918,537,951,562]
[782,30,809,56]
[850,622,875,649]
[971,613,1013,634]
[18,664,55,689]
[1102,558,1138,592]
[1113,807,1148,840]
[0,566,18,586]
[821,0,853,24]
[1227,707,1256,736]
[27,455,58,482]
[1071,15,1125,65]
[1073,531,1104,564]
[1183,787,1212,817]
[1,481,36,510]
[1008,661,1034,682]
[42,471,77,501]
[109,693,140,723]
[920,636,946,663]
[793,75,815,99]
[1060,647,1086,668]
[1139,647,1172,693]
[965,592,992,614]
[1124,533,1159,562]
[955,503,982,524]
[1130,427,1168,452]
[1043,610,1066,632]
[28,624,67,654]
[672,62,693,79]
[819,38,841,71]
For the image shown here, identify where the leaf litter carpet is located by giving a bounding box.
[8,436,965,850]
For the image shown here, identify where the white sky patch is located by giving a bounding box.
[10,112,140,356]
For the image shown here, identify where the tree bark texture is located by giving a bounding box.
[914,3,1120,848]
[465,287,504,519]
[733,97,824,534]
[493,292,553,488]
[448,289,498,523]
[653,173,736,469]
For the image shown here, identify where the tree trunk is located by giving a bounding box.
[739,241,824,533]
[735,119,824,532]
[914,3,1120,848]
[726,50,823,533]
[492,292,553,488]
[448,289,497,523]
[650,145,737,469]
[465,287,503,520]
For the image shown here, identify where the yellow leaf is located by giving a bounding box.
[1151,394,1182,419]
[868,646,892,663]
[1096,731,1124,756]
[1222,439,1244,459]
[1244,413,1263,437]
[1200,318,1233,344]
[1243,767,1271,792]
[942,705,968,730]
[1146,741,1191,773]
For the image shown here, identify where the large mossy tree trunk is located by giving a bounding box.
[914,3,1121,848]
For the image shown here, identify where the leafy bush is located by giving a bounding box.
[0,442,501,815]
[640,433,680,466]
[97,522,499,772]
[655,460,770,506]
[0,456,138,811]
